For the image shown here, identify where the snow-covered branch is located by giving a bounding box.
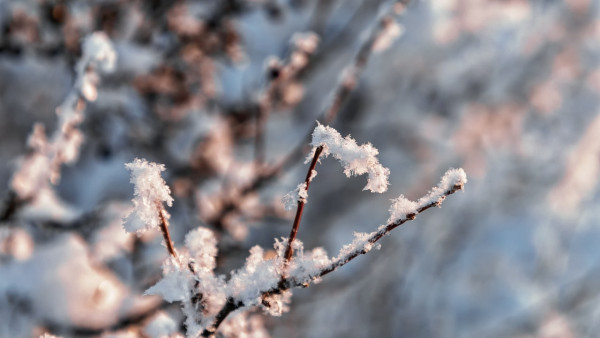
[198,167,466,336]
[137,124,466,337]
[123,158,177,258]
[3,32,116,222]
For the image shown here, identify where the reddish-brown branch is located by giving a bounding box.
[157,203,177,258]
[283,145,324,263]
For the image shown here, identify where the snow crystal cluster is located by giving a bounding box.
[308,123,390,193]
[123,159,174,234]
[387,168,467,223]
[133,123,467,336]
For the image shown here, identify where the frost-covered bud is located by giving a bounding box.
[123,158,174,235]
[309,123,390,193]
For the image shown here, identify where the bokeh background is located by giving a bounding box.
[0,0,598,337]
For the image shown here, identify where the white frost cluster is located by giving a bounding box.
[123,159,174,235]
[387,168,467,223]
[185,227,218,271]
[335,232,381,261]
[308,123,390,193]
[281,182,308,210]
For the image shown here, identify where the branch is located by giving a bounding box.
[157,202,178,259]
[283,145,324,263]
[201,174,465,335]
[317,181,465,278]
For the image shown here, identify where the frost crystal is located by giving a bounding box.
[387,195,419,223]
[282,182,308,210]
[308,123,390,193]
[123,158,174,234]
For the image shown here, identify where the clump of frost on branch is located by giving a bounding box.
[282,183,308,210]
[123,158,174,235]
[387,168,468,223]
[128,132,466,336]
[308,123,390,193]
[281,169,316,210]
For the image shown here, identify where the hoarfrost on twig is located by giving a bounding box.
[308,123,390,193]
[123,158,174,235]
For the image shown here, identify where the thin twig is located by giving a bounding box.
[283,145,323,263]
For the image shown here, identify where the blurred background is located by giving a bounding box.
[0,0,598,337]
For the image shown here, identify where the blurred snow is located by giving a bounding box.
[1,0,600,337]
